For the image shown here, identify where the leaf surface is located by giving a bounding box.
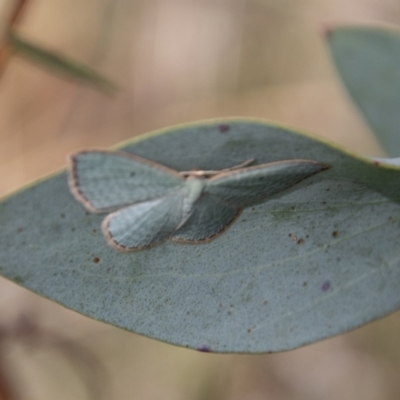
[0,120,400,353]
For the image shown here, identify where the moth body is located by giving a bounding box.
[179,177,206,229]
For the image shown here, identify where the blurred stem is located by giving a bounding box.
[0,44,13,79]
[8,0,30,27]
[0,0,30,79]
[0,0,116,92]
[8,32,117,93]
[0,334,18,400]
[0,363,18,400]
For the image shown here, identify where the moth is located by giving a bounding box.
[68,150,329,251]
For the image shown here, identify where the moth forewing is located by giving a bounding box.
[205,159,330,208]
[67,149,185,214]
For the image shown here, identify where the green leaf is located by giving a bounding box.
[327,25,400,156]
[8,32,117,93]
[0,120,400,353]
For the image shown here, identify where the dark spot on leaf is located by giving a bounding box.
[219,303,223,308]
[93,257,100,263]
[13,276,24,284]
[218,124,230,133]
[61,213,65,218]
[288,233,292,237]
[227,311,232,316]
[85,211,90,216]
[93,229,97,233]
[130,172,136,177]
[198,346,211,353]
[322,201,327,205]
[71,227,76,232]
[332,231,338,238]
[303,281,308,287]
[297,238,304,245]
[263,300,268,306]
[17,228,23,233]
[247,328,252,333]
[51,223,62,233]
[326,188,330,192]
[321,280,331,292]
[388,216,393,222]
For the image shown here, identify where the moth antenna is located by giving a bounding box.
[180,158,256,178]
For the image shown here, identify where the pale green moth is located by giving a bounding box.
[68,150,329,251]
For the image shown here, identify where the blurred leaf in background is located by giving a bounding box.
[327,25,400,157]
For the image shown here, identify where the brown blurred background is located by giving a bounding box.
[1,0,400,399]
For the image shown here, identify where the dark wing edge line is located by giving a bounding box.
[68,149,184,178]
[101,212,154,252]
[67,152,103,213]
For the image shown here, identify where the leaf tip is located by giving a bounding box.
[197,346,212,353]
[321,23,335,38]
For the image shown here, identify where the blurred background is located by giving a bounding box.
[1,0,400,399]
